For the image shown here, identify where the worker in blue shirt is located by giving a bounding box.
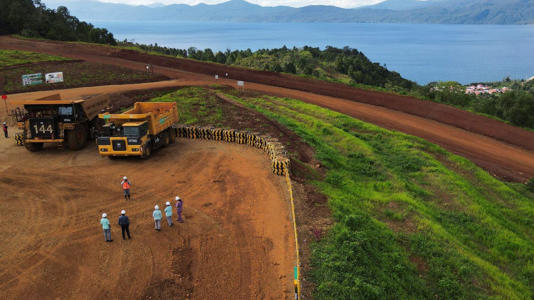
[153,205,162,231]
[164,201,173,227]
[100,213,112,242]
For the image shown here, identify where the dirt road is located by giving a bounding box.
[2,35,534,181]
[6,80,534,181]
[0,137,295,299]
[4,36,532,151]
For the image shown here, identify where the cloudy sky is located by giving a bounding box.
[88,0,387,8]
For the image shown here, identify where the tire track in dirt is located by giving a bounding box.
[0,171,82,293]
[0,137,294,299]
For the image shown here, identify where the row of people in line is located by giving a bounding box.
[100,197,184,242]
[153,197,184,231]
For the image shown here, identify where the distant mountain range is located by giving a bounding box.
[42,0,534,24]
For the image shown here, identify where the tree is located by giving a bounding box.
[284,62,296,74]
[272,63,283,73]
[202,48,215,62]
[215,51,226,64]
[187,47,198,59]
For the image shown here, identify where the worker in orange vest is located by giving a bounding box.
[121,176,131,200]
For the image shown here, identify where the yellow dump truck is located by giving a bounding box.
[97,102,179,158]
[16,97,109,151]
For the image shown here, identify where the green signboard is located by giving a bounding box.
[22,73,43,86]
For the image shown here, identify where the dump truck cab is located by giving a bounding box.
[98,121,149,156]
[97,102,179,158]
[17,99,104,151]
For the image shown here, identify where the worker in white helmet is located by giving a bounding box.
[100,213,112,242]
[121,176,131,200]
[175,196,184,223]
[118,210,131,240]
[153,205,162,231]
[164,201,173,227]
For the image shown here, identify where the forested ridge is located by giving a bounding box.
[0,0,115,44]
[120,41,416,89]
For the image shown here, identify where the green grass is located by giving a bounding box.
[150,87,224,126]
[0,49,68,67]
[215,94,534,299]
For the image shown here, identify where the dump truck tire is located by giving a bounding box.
[169,128,176,144]
[25,142,43,152]
[162,131,170,147]
[142,144,152,158]
[67,124,88,150]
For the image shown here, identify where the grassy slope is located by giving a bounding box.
[151,87,534,298]
[150,87,223,126]
[220,95,534,299]
[0,49,68,67]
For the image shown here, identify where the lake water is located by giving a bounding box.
[94,21,534,85]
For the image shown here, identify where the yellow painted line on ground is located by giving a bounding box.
[285,171,301,299]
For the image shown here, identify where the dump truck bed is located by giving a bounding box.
[99,102,179,135]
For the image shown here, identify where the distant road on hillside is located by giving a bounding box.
[3,35,534,181]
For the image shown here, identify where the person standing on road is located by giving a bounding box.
[175,196,184,223]
[100,213,113,242]
[164,202,173,227]
[153,205,162,231]
[118,210,131,240]
[121,176,131,200]
[2,122,8,138]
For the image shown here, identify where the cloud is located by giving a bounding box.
[93,0,386,9]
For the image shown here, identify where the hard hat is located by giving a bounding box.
[121,210,126,215]
[166,201,170,205]
[175,196,180,201]
[123,176,127,180]
[154,205,159,209]
[102,213,107,218]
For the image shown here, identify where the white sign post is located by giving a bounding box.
[45,72,64,84]
[237,80,245,93]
